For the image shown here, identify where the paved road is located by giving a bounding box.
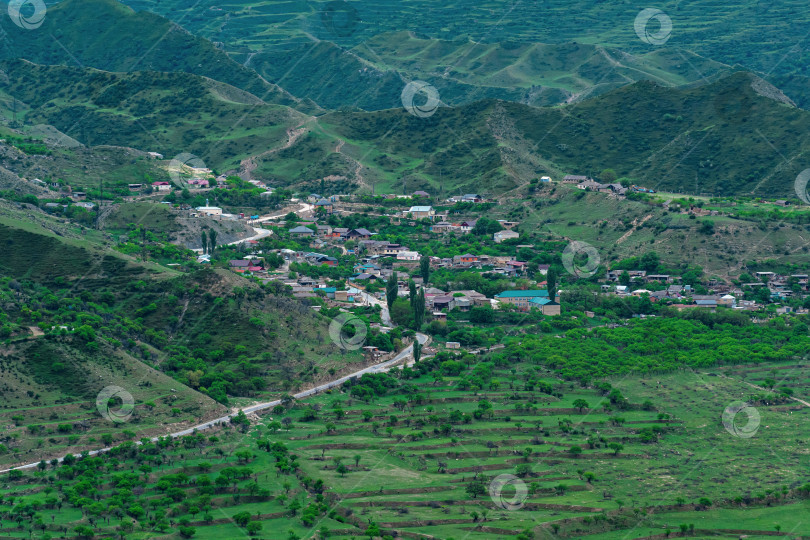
[191,201,312,254]
[252,201,314,223]
[351,285,392,326]
[0,332,427,473]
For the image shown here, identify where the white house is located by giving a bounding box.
[407,206,435,220]
[396,251,421,261]
[494,230,519,243]
[196,199,222,216]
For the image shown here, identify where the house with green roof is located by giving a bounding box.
[495,289,560,314]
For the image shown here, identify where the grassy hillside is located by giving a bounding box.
[250,34,729,111]
[313,72,809,197]
[490,183,810,278]
[0,203,368,465]
[122,0,810,109]
[0,0,314,111]
[0,59,307,173]
[0,337,227,467]
[4,56,808,197]
[0,133,168,194]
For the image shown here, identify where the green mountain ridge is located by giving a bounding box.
[120,0,810,109]
[221,31,732,111]
[3,55,808,197]
[311,71,809,197]
[0,0,319,113]
[0,58,307,173]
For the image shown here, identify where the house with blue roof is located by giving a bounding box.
[314,287,337,299]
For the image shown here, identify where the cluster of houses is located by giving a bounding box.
[574,179,628,196]
[559,175,658,198]
[603,269,809,310]
[241,243,562,316]
[428,218,520,242]
[29,181,97,211]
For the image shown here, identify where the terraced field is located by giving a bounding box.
[3,355,806,538]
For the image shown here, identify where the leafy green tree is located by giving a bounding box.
[465,479,487,498]
[573,399,589,413]
[472,217,503,235]
[233,511,251,527]
[600,169,617,183]
[390,298,413,327]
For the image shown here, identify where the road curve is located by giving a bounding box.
[0,333,427,473]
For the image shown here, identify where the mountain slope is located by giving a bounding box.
[0,0,316,112]
[311,72,809,197]
[0,200,363,464]
[0,59,307,172]
[5,55,808,197]
[121,0,810,109]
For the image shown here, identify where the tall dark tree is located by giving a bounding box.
[386,272,398,311]
[208,229,218,255]
[413,288,425,328]
[408,280,417,310]
[547,268,557,301]
[413,339,422,363]
[200,230,208,254]
[419,255,430,283]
